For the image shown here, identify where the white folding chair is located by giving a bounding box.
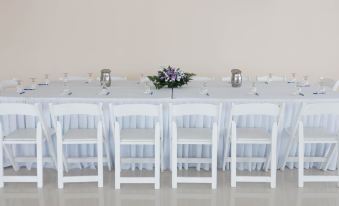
[110,104,162,189]
[192,76,215,81]
[0,103,44,188]
[230,103,282,188]
[297,103,339,187]
[257,75,286,82]
[50,103,108,188]
[170,103,222,189]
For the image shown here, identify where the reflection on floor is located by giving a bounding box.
[1,168,339,206]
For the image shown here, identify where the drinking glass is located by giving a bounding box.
[144,81,153,95]
[30,78,37,90]
[200,82,209,95]
[268,73,273,82]
[319,77,326,94]
[87,73,93,83]
[44,74,50,85]
[63,73,68,84]
[250,81,257,95]
[303,75,309,86]
[16,80,23,93]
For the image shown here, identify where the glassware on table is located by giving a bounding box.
[288,73,297,83]
[87,73,93,83]
[30,78,37,90]
[143,81,153,95]
[268,73,273,83]
[63,73,68,84]
[303,75,310,87]
[16,80,23,93]
[250,81,258,95]
[138,73,145,84]
[44,74,50,85]
[318,77,326,94]
[200,82,209,96]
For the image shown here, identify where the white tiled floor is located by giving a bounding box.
[1,168,339,206]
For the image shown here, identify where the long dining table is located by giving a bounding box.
[1,80,339,171]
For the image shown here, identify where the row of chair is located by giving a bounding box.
[0,102,339,189]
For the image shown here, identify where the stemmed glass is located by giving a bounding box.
[303,75,309,87]
[318,77,326,94]
[200,81,209,96]
[144,81,153,95]
[16,80,23,94]
[30,78,37,90]
[62,73,72,95]
[268,73,273,83]
[44,74,50,85]
[138,73,145,84]
[288,73,296,83]
[87,73,93,83]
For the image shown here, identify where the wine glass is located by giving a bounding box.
[87,73,93,83]
[63,73,68,84]
[144,81,153,95]
[303,75,309,86]
[30,77,37,90]
[319,77,326,94]
[16,80,23,93]
[138,73,145,84]
[268,73,273,83]
[200,81,209,96]
[44,74,50,85]
[250,81,258,95]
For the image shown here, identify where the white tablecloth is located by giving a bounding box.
[1,80,339,170]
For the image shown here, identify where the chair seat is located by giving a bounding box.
[177,128,212,144]
[235,128,271,144]
[63,129,98,144]
[285,127,339,143]
[3,129,37,143]
[120,128,155,144]
[303,128,339,143]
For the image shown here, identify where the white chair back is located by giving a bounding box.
[110,104,161,118]
[0,80,17,90]
[301,103,339,116]
[231,103,281,117]
[192,76,214,81]
[0,103,40,117]
[171,103,222,119]
[257,75,285,82]
[50,103,103,117]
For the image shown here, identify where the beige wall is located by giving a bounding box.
[1,0,339,82]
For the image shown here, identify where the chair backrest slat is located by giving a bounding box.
[50,103,102,117]
[110,104,161,117]
[302,103,339,116]
[231,103,280,117]
[0,103,40,117]
[171,103,221,118]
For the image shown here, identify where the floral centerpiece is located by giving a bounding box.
[148,66,195,98]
